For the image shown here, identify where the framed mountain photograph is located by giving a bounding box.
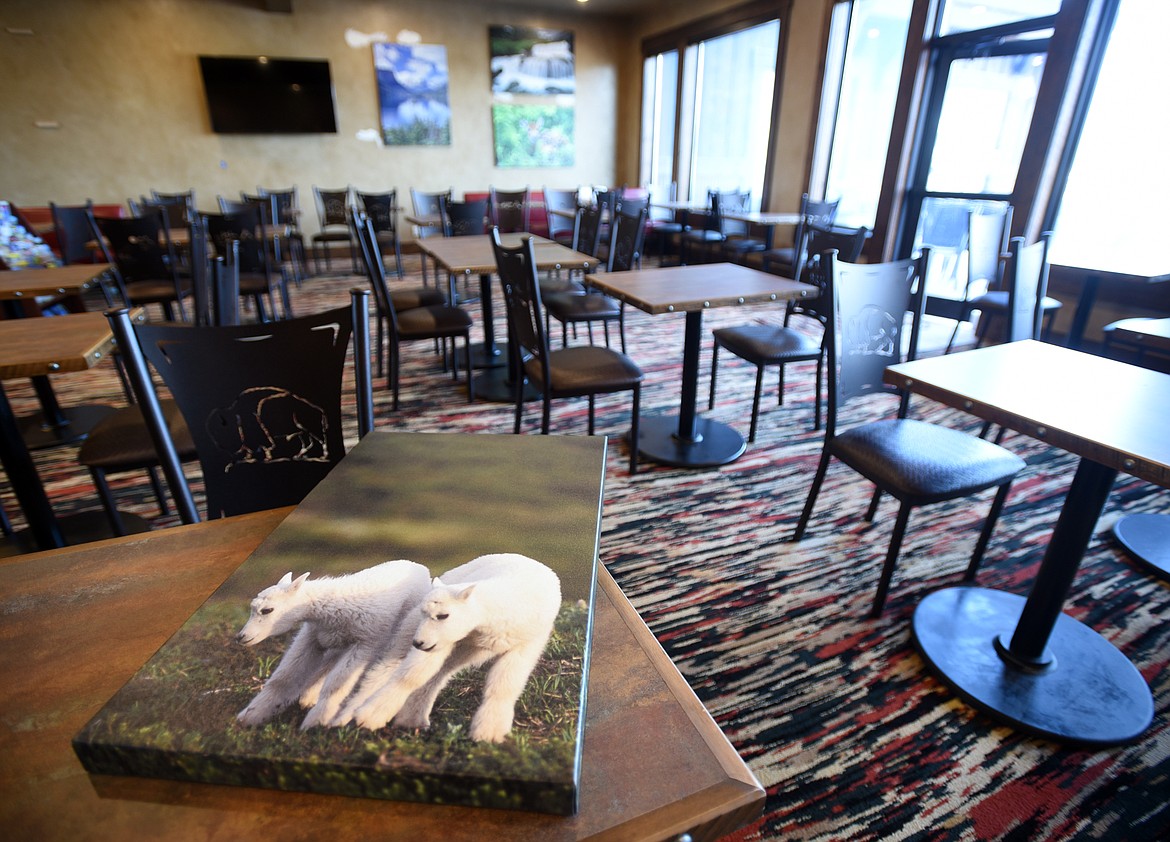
[74,432,607,816]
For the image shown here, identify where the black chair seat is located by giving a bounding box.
[397,303,472,339]
[79,400,195,470]
[126,280,193,306]
[712,324,820,363]
[831,418,1026,505]
[391,287,447,311]
[544,291,621,322]
[528,345,644,395]
[684,229,724,244]
[313,230,351,243]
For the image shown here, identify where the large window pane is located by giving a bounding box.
[822,0,913,227]
[639,50,678,202]
[926,52,1046,194]
[687,21,779,209]
[1050,0,1170,273]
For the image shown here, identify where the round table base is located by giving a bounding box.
[1113,512,1170,582]
[636,415,746,468]
[454,341,506,371]
[912,586,1152,746]
[20,404,117,451]
[472,369,541,404]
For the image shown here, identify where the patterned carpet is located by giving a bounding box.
[4,255,1168,840]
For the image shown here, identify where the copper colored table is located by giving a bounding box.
[0,508,764,841]
[589,263,815,467]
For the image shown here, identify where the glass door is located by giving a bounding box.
[900,31,1050,308]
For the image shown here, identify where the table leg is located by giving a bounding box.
[0,381,65,550]
[911,458,1153,746]
[19,375,116,450]
[636,310,747,468]
[1067,272,1100,350]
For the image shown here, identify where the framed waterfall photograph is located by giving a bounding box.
[489,25,575,95]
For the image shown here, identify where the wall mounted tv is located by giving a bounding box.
[198,55,338,134]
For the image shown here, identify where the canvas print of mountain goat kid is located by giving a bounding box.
[73,432,606,816]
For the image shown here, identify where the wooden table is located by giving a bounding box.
[0,507,764,841]
[1107,317,1170,581]
[0,263,112,312]
[0,311,146,550]
[416,233,594,401]
[885,340,1170,745]
[588,263,816,468]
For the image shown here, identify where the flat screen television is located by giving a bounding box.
[198,55,338,134]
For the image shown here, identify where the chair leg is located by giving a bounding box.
[144,466,170,516]
[793,449,833,540]
[865,488,882,521]
[708,344,720,410]
[464,335,475,402]
[872,504,913,618]
[749,366,764,443]
[629,384,640,474]
[965,481,1014,581]
[587,395,596,436]
[89,468,128,537]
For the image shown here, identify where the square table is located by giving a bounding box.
[588,263,816,468]
[0,504,764,840]
[416,233,595,401]
[0,310,141,550]
[1045,253,1170,349]
[884,339,1170,745]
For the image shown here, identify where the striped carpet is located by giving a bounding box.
[4,257,1168,840]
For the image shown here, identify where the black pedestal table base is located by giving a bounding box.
[19,403,117,450]
[912,586,1153,746]
[636,414,746,468]
[1113,512,1170,582]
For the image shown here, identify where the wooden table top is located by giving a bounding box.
[0,310,134,379]
[721,211,802,226]
[885,340,1170,488]
[0,264,111,300]
[0,508,763,841]
[1114,317,1170,353]
[417,233,594,275]
[588,262,815,316]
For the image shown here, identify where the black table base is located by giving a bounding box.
[1113,512,1170,582]
[636,414,746,468]
[19,403,117,450]
[912,586,1152,746]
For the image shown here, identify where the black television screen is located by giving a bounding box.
[198,55,338,134]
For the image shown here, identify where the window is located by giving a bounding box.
[817,0,913,228]
[640,6,782,210]
[1048,0,1170,273]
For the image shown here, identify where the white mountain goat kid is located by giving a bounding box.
[334,553,562,743]
[235,560,432,730]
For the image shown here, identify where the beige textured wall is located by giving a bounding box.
[1,0,827,238]
[0,0,621,237]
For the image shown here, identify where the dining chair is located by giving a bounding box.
[441,197,489,237]
[679,189,725,265]
[255,185,308,285]
[791,248,1026,617]
[760,193,840,278]
[355,188,405,279]
[718,191,768,263]
[488,186,531,233]
[491,229,644,474]
[311,185,357,275]
[708,222,869,439]
[645,183,684,265]
[968,239,1061,349]
[347,207,447,378]
[106,287,374,522]
[543,207,647,354]
[203,208,292,321]
[543,186,580,246]
[353,212,473,410]
[942,205,1012,353]
[88,207,192,321]
[50,200,100,267]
